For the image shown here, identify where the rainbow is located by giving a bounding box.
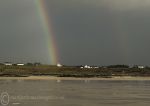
[34,0,59,65]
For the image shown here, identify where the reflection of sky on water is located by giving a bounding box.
[0,79,150,106]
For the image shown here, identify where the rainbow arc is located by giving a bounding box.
[35,0,59,65]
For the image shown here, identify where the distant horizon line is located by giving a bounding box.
[0,62,148,67]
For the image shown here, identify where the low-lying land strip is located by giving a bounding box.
[0,65,150,78]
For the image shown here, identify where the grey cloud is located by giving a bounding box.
[46,0,150,65]
[0,0,150,65]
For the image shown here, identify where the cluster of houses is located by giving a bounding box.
[0,62,42,66]
[80,65,145,69]
[56,63,145,69]
[2,62,25,66]
[2,62,145,69]
[80,65,99,69]
[56,64,99,69]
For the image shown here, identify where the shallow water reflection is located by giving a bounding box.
[0,79,150,106]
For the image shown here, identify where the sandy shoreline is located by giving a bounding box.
[0,76,150,80]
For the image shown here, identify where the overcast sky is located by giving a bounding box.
[0,0,150,66]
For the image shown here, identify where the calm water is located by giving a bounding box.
[0,79,150,106]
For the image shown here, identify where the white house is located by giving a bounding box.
[17,63,25,66]
[57,63,62,67]
[80,65,99,69]
[4,62,12,66]
[138,66,144,69]
[84,65,91,69]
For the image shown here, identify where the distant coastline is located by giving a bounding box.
[0,65,150,79]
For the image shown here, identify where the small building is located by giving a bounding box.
[17,63,25,66]
[57,63,62,67]
[80,65,99,69]
[4,62,12,66]
[84,65,91,69]
[138,66,144,69]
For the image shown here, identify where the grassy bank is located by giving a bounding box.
[0,65,150,77]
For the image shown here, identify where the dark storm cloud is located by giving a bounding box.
[0,0,50,63]
[0,0,150,65]
[46,0,150,65]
